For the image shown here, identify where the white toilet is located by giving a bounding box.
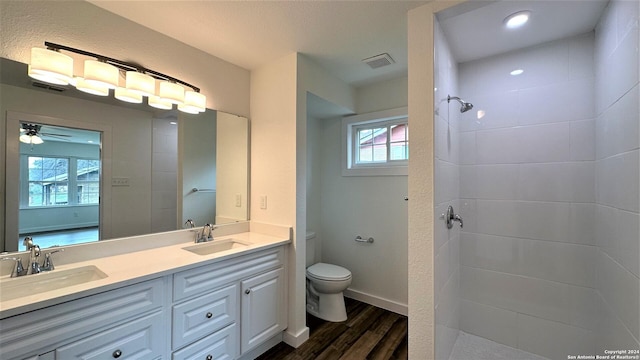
[305,231,352,322]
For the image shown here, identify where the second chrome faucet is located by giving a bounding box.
[195,224,214,243]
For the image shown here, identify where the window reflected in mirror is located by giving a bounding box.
[18,123,101,251]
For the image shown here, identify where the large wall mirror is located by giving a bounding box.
[1,58,249,252]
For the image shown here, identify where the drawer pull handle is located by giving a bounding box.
[112,350,122,358]
[206,312,213,318]
[206,355,213,360]
[245,289,251,295]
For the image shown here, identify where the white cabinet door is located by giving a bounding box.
[240,267,285,354]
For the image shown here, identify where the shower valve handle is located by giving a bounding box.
[442,205,463,229]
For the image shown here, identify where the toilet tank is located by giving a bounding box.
[305,230,316,267]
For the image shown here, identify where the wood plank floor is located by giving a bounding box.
[257,298,408,360]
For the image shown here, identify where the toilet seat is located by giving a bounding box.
[307,263,352,282]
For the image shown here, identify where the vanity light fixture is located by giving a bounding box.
[72,77,110,96]
[148,95,173,110]
[178,90,207,114]
[28,47,74,85]
[504,10,531,29]
[125,71,155,97]
[28,42,206,113]
[115,87,143,104]
[158,81,185,104]
[83,59,119,89]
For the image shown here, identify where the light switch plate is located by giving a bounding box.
[260,195,267,209]
[112,177,130,186]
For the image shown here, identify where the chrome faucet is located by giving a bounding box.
[0,238,64,277]
[23,236,41,275]
[41,249,64,272]
[195,223,214,243]
[184,219,195,229]
[1,257,26,277]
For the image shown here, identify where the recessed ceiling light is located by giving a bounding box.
[504,11,531,29]
[510,69,524,76]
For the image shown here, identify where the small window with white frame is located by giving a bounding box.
[342,107,408,176]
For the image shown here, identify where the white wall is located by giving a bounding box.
[180,111,217,227]
[216,112,249,223]
[306,113,322,265]
[318,115,409,313]
[457,33,598,360]
[312,75,408,313]
[151,117,178,233]
[250,53,356,347]
[433,17,460,360]
[250,52,302,345]
[20,206,99,235]
[594,0,640,352]
[407,3,439,358]
[355,77,408,114]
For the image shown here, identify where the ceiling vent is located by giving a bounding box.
[32,81,66,92]
[362,53,395,69]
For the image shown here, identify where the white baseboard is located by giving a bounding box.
[344,288,408,316]
[283,326,310,348]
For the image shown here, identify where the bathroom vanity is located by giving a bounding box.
[0,222,290,360]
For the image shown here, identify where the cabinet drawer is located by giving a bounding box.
[172,324,238,360]
[55,311,164,359]
[173,247,283,302]
[1,278,166,360]
[173,284,238,350]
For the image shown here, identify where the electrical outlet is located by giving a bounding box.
[260,195,267,209]
[235,194,242,207]
[111,177,130,186]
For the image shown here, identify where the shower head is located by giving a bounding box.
[448,95,474,113]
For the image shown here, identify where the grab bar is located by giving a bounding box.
[192,188,216,193]
[355,236,374,244]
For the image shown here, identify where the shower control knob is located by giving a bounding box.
[443,205,463,229]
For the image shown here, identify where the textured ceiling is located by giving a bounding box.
[84,1,608,89]
[89,0,428,87]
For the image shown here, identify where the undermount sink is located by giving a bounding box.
[182,238,251,256]
[0,265,108,302]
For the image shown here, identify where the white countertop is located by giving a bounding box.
[0,229,290,319]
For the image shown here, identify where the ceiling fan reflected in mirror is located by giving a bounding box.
[19,123,72,144]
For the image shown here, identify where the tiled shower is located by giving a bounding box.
[434,1,639,359]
